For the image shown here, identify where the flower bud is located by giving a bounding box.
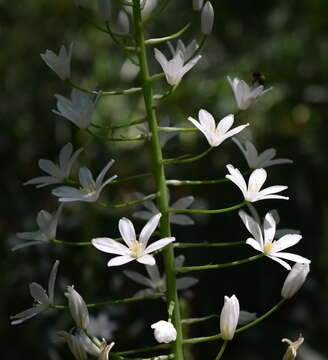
[281,263,310,299]
[65,286,90,329]
[220,295,240,340]
[193,0,204,11]
[151,320,177,343]
[201,1,214,35]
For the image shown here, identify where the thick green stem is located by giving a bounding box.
[214,340,228,360]
[132,2,184,359]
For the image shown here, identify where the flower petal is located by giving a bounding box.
[217,114,234,134]
[92,238,130,255]
[198,109,216,130]
[48,260,60,304]
[248,168,267,191]
[119,218,137,247]
[263,212,276,245]
[273,252,311,264]
[272,234,302,253]
[239,210,263,246]
[139,213,162,248]
[137,254,156,266]
[225,164,247,198]
[107,255,134,267]
[267,255,291,270]
[29,283,49,304]
[144,237,175,254]
[246,238,263,252]
[123,270,154,288]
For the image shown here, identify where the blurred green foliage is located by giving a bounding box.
[2,0,328,359]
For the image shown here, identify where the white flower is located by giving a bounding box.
[168,40,199,63]
[151,320,177,343]
[193,0,204,11]
[57,330,88,360]
[14,205,63,251]
[92,213,175,267]
[124,255,198,297]
[220,295,240,340]
[24,143,83,188]
[239,210,311,270]
[53,89,96,129]
[133,192,195,226]
[232,138,293,169]
[52,159,117,202]
[201,1,214,35]
[227,76,272,110]
[65,286,90,329]
[282,334,304,360]
[281,263,310,299]
[154,48,201,86]
[10,260,59,325]
[188,110,249,147]
[58,330,115,360]
[40,44,73,80]
[225,164,289,202]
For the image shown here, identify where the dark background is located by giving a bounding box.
[2,0,328,359]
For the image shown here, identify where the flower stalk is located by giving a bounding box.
[132,1,184,359]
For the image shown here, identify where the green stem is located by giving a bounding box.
[214,341,228,360]
[174,241,245,248]
[113,343,170,357]
[50,294,162,310]
[87,129,149,142]
[182,314,219,325]
[145,23,191,45]
[166,178,228,186]
[163,147,213,165]
[158,127,198,133]
[111,173,152,185]
[96,193,158,209]
[67,80,142,96]
[169,201,247,214]
[176,254,265,273]
[132,2,184,359]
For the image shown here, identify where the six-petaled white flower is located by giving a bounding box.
[10,260,59,325]
[281,263,310,299]
[124,255,198,297]
[24,143,83,188]
[220,294,240,340]
[154,48,201,86]
[239,210,311,270]
[227,76,272,110]
[52,159,117,203]
[92,213,175,267]
[14,205,63,251]
[188,110,249,147]
[53,89,96,129]
[151,320,177,344]
[133,193,195,226]
[225,164,289,202]
[232,137,293,169]
[40,44,73,80]
[65,286,90,329]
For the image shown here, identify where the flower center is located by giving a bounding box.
[129,241,142,258]
[80,181,96,194]
[264,242,274,255]
[248,183,260,192]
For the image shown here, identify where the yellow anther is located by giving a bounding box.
[264,243,273,254]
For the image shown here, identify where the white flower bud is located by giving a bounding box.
[220,295,240,340]
[193,0,204,11]
[151,320,177,343]
[281,263,310,299]
[201,1,214,35]
[65,286,90,329]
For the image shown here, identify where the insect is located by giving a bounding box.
[252,71,266,86]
